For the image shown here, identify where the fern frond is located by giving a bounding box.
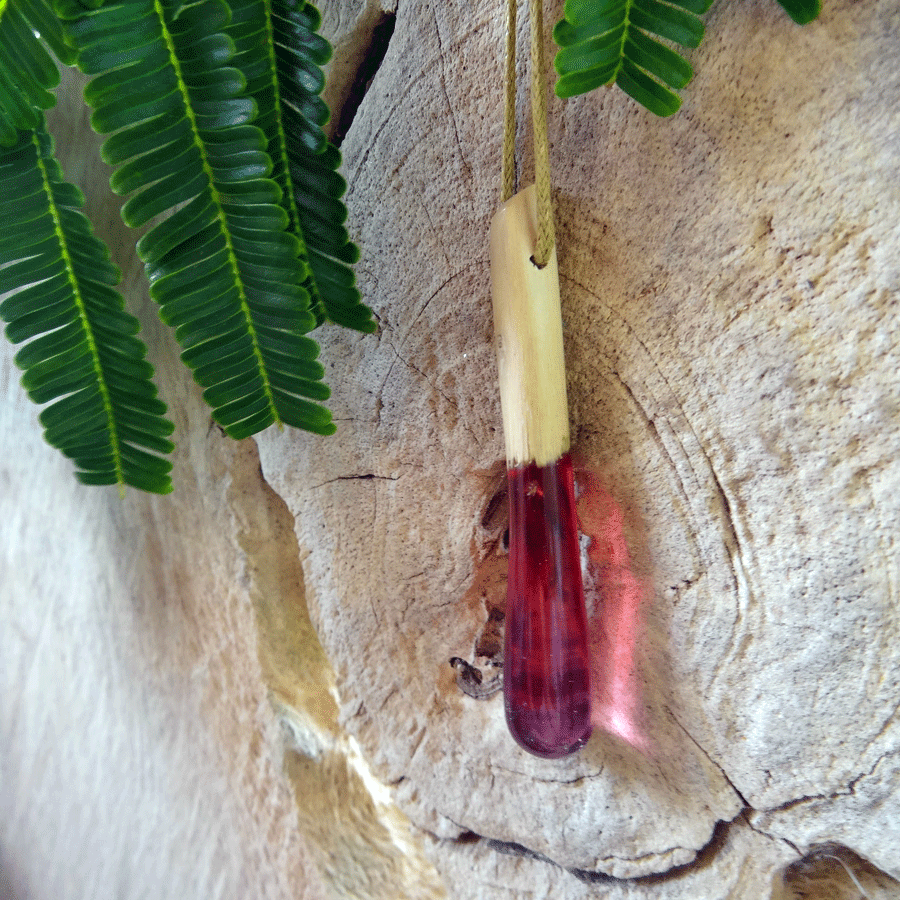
[273,0,375,333]
[776,0,821,25]
[66,0,336,439]
[0,118,174,492]
[0,0,76,144]
[553,0,713,116]
[290,140,372,332]
[225,0,375,333]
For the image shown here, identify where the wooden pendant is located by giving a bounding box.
[490,186,593,758]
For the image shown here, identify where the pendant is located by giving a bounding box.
[490,186,592,758]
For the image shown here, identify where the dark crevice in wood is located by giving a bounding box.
[458,815,748,887]
[331,11,397,148]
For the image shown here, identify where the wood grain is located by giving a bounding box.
[490,185,570,467]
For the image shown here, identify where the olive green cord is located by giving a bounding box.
[529,0,555,266]
[500,0,556,267]
[500,0,517,205]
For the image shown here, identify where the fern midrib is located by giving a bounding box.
[261,0,321,309]
[612,0,635,84]
[32,129,126,487]
[155,0,280,425]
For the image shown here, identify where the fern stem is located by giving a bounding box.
[261,0,320,309]
[262,0,302,240]
[153,0,281,428]
[614,0,634,85]
[32,129,126,488]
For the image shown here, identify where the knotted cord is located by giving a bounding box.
[500,0,556,267]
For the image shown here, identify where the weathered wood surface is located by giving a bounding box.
[0,85,327,896]
[3,1,900,899]
[257,0,900,895]
[1,27,441,900]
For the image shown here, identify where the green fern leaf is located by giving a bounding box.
[0,0,76,144]
[776,0,821,25]
[272,0,375,332]
[554,0,713,116]
[0,118,174,493]
[66,0,336,439]
[225,0,375,333]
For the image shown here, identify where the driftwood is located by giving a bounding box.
[258,0,900,895]
[2,1,900,899]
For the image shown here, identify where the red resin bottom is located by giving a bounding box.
[503,453,592,758]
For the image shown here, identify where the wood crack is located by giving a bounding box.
[669,708,749,807]
[306,473,399,491]
[754,748,899,818]
[431,6,475,207]
[439,796,747,885]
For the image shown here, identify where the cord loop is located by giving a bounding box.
[500,0,555,267]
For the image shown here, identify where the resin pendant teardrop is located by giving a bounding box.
[503,453,592,758]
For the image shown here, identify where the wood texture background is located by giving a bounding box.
[2,1,900,898]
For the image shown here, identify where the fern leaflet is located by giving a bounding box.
[225,0,375,333]
[0,118,175,492]
[554,0,822,115]
[0,0,75,144]
[776,0,821,25]
[65,0,335,439]
[553,0,713,116]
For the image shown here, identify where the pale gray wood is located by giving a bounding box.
[257,0,900,895]
[3,1,899,898]
[0,74,328,898]
[0,21,441,900]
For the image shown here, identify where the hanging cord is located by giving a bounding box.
[529,0,555,267]
[500,0,556,267]
[500,0,517,205]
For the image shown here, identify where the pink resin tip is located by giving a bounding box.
[503,453,592,758]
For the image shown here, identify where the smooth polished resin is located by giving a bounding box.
[503,453,592,757]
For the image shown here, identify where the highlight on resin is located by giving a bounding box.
[576,468,649,752]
